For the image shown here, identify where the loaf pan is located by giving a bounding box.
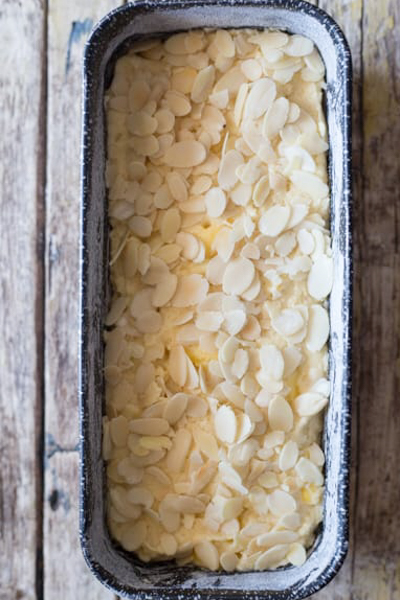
[79,1,352,598]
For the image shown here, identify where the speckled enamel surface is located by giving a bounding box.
[79,1,352,598]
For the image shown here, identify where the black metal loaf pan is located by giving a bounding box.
[79,1,352,598]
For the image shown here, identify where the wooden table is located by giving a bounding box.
[1,0,399,598]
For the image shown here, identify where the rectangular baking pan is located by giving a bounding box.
[79,1,352,598]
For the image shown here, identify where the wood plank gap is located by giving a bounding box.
[34,0,49,593]
[350,3,364,598]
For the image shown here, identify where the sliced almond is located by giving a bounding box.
[194,429,220,461]
[191,65,215,103]
[215,405,237,444]
[268,396,293,432]
[244,77,277,120]
[287,543,307,566]
[222,257,255,295]
[163,393,188,425]
[165,90,192,116]
[279,440,299,471]
[218,149,243,191]
[129,418,169,436]
[285,34,314,57]
[164,141,207,168]
[205,187,227,218]
[263,97,289,139]
[294,392,328,417]
[172,274,209,307]
[194,540,220,571]
[307,255,333,300]
[168,345,188,387]
[295,457,324,485]
[306,304,329,351]
[267,489,297,516]
[258,205,290,237]
[166,429,192,473]
[290,170,329,201]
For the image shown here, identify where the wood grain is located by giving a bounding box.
[0,1,46,599]
[2,0,400,598]
[44,1,123,598]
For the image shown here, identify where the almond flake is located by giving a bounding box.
[164,141,207,168]
[222,257,255,295]
[294,392,328,417]
[268,396,293,431]
[214,66,247,94]
[194,540,220,571]
[160,533,178,556]
[285,34,314,57]
[257,530,298,548]
[169,345,188,387]
[220,552,239,572]
[129,215,152,238]
[259,344,285,381]
[234,82,249,127]
[176,232,200,260]
[194,429,220,461]
[205,187,227,218]
[231,183,252,206]
[307,255,333,300]
[130,418,169,436]
[163,393,188,424]
[165,33,189,54]
[219,382,245,409]
[128,111,158,136]
[165,90,192,116]
[121,521,147,552]
[253,174,270,206]
[136,310,163,333]
[231,348,249,378]
[283,346,303,377]
[268,489,297,516]
[155,243,182,264]
[208,88,230,110]
[290,170,328,201]
[215,405,237,444]
[263,97,289,139]
[306,304,329,352]
[279,440,299,471]
[244,78,277,120]
[295,457,323,485]
[166,429,192,473]
[172,274,209,307]
[287,543,307,566]
[206,255,226,285]
[258,205,290,237]
[272,309,305,338]
[129,80,150,111]
[191,65,215,103]
[166,171,188,202]
[187,395,208,418]
[224,310,247,336]
[130,135,159,157]
[161,208,181,243]
[218,149,244,191]
[196,311,224,332]
[286,204,309,229]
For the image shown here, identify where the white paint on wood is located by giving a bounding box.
[0,0,46,598]
[44,1,123,598]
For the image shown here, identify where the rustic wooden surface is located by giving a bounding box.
[0,0,399,598]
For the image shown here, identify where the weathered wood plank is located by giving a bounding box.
[0,1,46,599]
[44,452,116,598]
[307,1,363,597]
[352,1,400,592]
[44,1,123,598]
